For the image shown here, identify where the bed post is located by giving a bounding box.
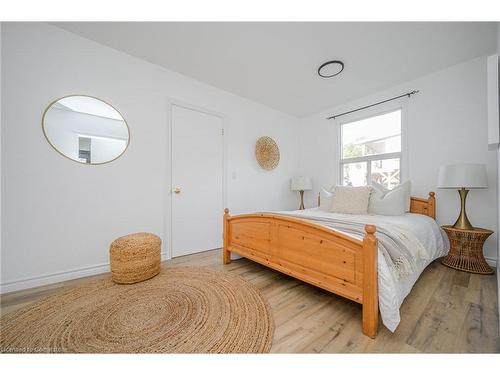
[428,192,436,219]
[223,208,231,264]
[362,224,379,338]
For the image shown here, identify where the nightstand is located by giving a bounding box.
[441,225,494,275]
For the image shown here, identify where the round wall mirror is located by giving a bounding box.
[42,95,130,164]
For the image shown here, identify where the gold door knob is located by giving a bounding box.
[173,187,181,194]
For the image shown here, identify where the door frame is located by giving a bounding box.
[166,98,227,260]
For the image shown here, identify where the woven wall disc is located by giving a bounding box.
[255,136,280,170]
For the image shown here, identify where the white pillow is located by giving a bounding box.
[330,186,372,214]
[319,188,333,210]
[368,181,411,216]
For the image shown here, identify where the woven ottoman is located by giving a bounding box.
[110,232,161,284]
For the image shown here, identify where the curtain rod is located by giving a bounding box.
[326,90,419,120]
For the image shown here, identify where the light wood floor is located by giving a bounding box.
[1,249,499,353]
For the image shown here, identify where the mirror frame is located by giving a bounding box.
[41,94,131,165]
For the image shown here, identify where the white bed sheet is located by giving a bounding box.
[275,207,449,332]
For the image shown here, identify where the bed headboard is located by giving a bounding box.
[410,192,436,219]
[317,191,436,219]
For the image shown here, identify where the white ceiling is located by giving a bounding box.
[52,22,498,117]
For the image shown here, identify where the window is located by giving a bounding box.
[78,136,91,164]
[340,109,402,189]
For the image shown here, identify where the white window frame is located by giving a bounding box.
[336,100,408,187]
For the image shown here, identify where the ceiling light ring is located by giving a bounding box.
[318,60,344,78]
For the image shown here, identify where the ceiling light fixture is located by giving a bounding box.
[318,60,344,78]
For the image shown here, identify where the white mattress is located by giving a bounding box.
[276,207,449,332]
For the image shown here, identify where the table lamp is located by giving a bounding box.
[437,163,488,230]
[291,176,312,210]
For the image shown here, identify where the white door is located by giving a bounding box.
[171,105,223,257]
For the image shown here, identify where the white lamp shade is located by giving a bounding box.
[437,163,488,189]
[291,176,312,191]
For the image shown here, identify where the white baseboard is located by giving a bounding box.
[0,252,167,294]
[485,256,498,268]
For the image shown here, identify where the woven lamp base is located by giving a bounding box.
[110,232,162,284]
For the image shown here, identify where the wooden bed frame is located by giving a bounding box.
[222,192,435,338]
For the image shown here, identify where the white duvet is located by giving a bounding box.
[274,207,449,332]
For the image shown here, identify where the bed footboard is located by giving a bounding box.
[222,208,379,338]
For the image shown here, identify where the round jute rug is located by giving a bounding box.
[0,267,274,353]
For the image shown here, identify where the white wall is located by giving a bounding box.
[498,22,500,53]
[91,137,127,164]
[497,131,500,334]
[0,23,2,283]
[496,21,500,333]
[1,23,300,292]
[298,56,498,263]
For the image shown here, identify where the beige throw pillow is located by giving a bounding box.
[330,186,372,214]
